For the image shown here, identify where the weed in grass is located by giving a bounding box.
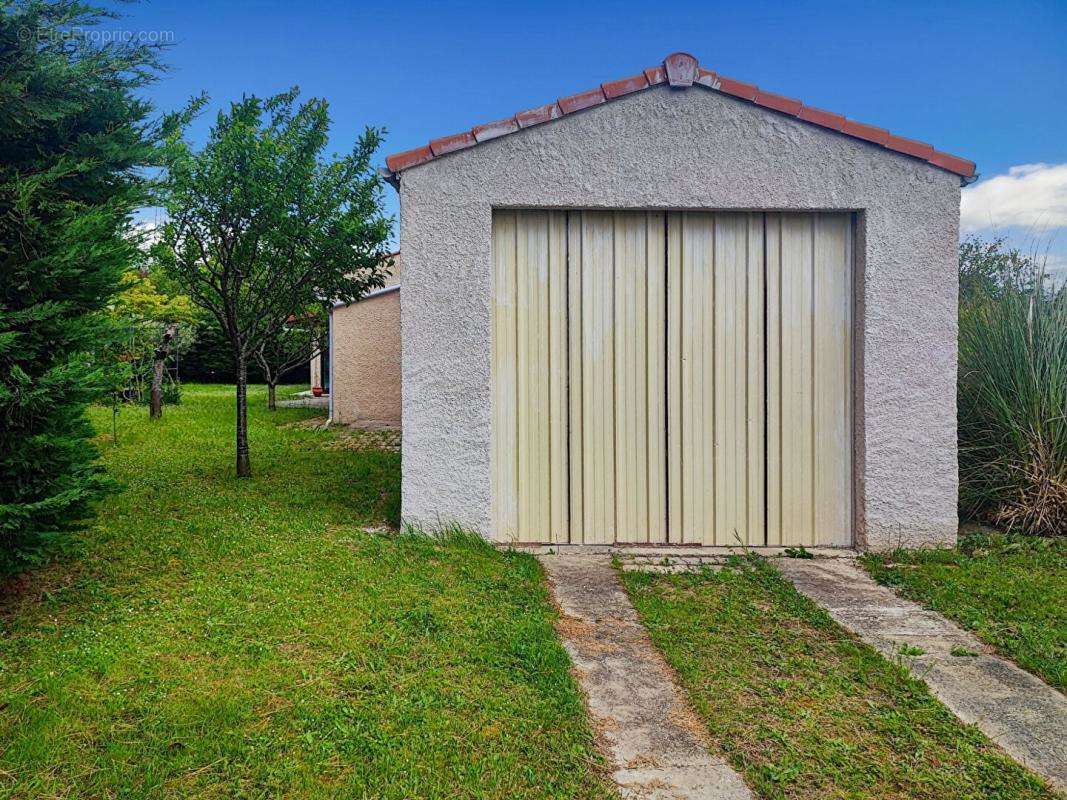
[862,530,1065,689]
[896,643,926,657]
[621,559,1056,800]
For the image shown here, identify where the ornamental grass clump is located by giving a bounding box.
[958,239,1067,536]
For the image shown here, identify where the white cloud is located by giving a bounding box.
[1042,252,1067,283]
[961,163,1067,234]
[127,211,167,249]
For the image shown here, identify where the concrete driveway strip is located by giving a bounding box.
[540,554,752,800]
[776,558,1067,794]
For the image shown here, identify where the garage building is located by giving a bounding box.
[384,52,975,550]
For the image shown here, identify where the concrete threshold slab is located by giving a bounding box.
[540,554,751,800]
[512,543,856,558]
[776,558,1067,794]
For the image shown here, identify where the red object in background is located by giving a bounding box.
[312,386,324,397]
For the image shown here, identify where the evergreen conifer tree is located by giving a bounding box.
[0,1,164,567]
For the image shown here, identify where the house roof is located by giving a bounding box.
[384,52,976,181]
[332,283,398,309]
[332,251,401,309]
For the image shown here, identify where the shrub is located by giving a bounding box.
[958,239,1067,535]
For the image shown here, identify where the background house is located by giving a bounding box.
[311,253,401,427]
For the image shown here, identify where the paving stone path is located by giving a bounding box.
[777,558,1067,794]
[540,554,752,800]
[276,396,329,409]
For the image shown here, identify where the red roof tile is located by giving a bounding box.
[385,52,976,180]
[385,145,433,173]
[602,73,650,99]
[754,90,803,116]
[558,86,606,114]
[644,66,667,85]
[885,134,934,160]
[694,67,719,89]
[715,74,760,101]
[842,119,891,146]
[429,131,476,156]
[929,150,977,177]
[797,105,846,131]
[515,102,562,129]
[472,117,519,142]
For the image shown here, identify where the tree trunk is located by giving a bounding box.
[149,358,164,419]
[235,354,251,478]
[267,382,277,411]
[149,328,173,420]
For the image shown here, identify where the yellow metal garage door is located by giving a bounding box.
[667,212,765,545]
[766,213,853,547]
[491,210,852,546]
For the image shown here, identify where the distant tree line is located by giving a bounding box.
[180,317,311,385]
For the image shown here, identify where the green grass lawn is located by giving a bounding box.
[861,531,1066,691]
[621,559,1057,800]
[0,385,613,799]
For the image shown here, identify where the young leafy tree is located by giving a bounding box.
[156,89,391,476]
[959,235,1042,308]
[255,305,328,411]
[110,265,199,418]
[0,1,164,568]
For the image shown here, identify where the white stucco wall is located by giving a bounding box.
[397,84,961,551]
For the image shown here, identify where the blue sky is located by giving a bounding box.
[124,0,1067,273]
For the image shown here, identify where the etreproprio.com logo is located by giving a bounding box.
[18,26,176,45]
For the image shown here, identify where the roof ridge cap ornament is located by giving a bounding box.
[664,52,698,87]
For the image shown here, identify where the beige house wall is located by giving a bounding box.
[326,254,402,427]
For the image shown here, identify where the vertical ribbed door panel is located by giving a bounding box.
[491,210,851,546]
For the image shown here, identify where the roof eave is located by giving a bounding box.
[383,52,977,182]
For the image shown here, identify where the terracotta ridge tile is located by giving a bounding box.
[515,102,563,129]
[602,73,650,99]
[754,90,803,116]
[644,65,667,85]
[842,119,891,146]
[928,150,976,178]
[429,131,476,157]
[558,86,607,114]
[471,118,520,143]
[885,134,935,160]
[385,145,433,173]
[715,74,759,101]
[695,67,720,89]
[796,105,846,131]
